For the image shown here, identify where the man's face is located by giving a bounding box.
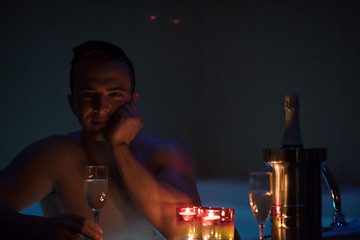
[69,56,135,142]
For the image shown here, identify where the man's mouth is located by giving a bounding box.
[92,119,107,126]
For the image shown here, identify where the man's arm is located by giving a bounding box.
[0,137,64,211]
[107,101,201,239]
[0,136,103,240]
[111,141,201,239]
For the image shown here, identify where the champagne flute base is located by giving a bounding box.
[92,209,102,224]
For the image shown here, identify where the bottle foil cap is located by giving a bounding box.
[284,93,299,112]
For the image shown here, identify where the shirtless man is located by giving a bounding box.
[0,41,201,240]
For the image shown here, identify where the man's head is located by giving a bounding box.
[69,41,136,94]
[68,41,139,141]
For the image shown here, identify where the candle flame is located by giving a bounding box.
[209,210,214,217]
[203,209,220,221]
[179,207,195,221]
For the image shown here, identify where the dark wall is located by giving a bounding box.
[1,1,359,184]
[197,1,360,184]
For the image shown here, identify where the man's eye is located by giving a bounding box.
[110,92,122,97]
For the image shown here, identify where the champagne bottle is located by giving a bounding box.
[280,93,347,227]
[282,93,304,148]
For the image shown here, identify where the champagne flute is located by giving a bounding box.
[249,172,273,240]
[85,166,108,224]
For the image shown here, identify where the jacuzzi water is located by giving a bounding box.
[21,178,360,239]
[197,179,360,239]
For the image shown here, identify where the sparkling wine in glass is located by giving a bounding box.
[249,171,273,240]
[85,166,108,224]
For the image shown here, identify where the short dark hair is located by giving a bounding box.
[69,41,136,94]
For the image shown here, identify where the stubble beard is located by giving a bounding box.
[83,127,107,143]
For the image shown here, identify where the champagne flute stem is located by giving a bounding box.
[92,209,101,224]
[259,223,265,240]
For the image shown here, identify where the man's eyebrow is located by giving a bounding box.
[106,87,127,91]
[77,87,95,92]
[76,87,127,92]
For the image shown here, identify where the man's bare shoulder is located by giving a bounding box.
[134,135,193,168]
[134,135,200,204]
[11,132,84,168]
[135,134,186,152]
[0,132,86,210]
[23,134,79,152]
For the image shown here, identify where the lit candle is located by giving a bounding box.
[179,207,196,222]
[202,207,235,240]
[176,207,202,240]
[203,209,221,221]
[217,208,235,240]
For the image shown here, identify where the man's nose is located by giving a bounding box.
[93,95,110,113]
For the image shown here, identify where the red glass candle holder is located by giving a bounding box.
[176,206,202,239]
[202,207,235,240]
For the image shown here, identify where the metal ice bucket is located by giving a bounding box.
[264,148,326,240]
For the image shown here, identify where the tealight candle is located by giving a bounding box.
[203,209,220,221]
[179,207,196,221]
[176,206,202,240]
[202,207,235,240]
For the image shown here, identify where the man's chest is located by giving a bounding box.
[54,155,135,216]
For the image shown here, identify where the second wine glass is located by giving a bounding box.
[85,165,108,224]
[249,171,273,240]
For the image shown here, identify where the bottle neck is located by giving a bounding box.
[282,99,303,148]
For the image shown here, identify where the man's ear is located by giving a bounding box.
[68,94,77,115]
[132,91,139,104]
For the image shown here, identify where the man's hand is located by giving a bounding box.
[42,214,103,240]
[22,214,103,240]
[106,100,143,146]
[2,207,103,240]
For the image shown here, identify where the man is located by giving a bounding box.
[0,41,201,239]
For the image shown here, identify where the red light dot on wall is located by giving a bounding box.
[149,15,157,21]
[173,19,180,24]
